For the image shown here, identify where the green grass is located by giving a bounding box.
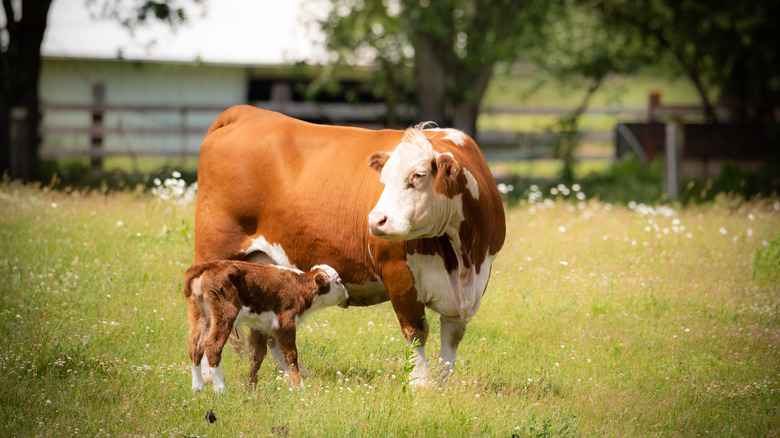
[482,70,701,110]
[1,181,778,436]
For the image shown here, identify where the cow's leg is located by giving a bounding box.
[274,328,303,388]
[187,298,207,392]
[436,315,467,381]
[247,329,268,388]
[386,280,431,386]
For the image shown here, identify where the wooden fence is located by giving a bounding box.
[38,100,638,168]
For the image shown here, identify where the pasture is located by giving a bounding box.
[0,179,778,437]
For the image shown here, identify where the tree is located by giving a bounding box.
[0,0,201,182]
[587,0,780,123]
[316,0,548,137]
[1,0,53,182]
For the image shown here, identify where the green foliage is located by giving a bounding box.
[680,161,780,205]
[579,155,665,204]
[586,0,780,120]
[401,337,421,394]
[38,158,197,192]
[754,237,780,282]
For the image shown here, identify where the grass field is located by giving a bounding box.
[0,180,778,437]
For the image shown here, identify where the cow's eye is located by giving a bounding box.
[408,172,426,189]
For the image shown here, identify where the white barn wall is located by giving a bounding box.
[39,58,248,158]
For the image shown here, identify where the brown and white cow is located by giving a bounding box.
[194,105,505,386]
[184,260,349,393]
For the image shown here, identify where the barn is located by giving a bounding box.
[38,0,388,166]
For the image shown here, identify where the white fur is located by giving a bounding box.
[191,364,204,392]
[406,252,495,322]
[369,135,466,241]
[210,363,226,394]
[243,235,300,270]
[428,128,467,147]
[463,169,480,200]
[236,307,279,333]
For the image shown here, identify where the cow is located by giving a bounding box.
[184,261,349,393]
[194,105,505,386]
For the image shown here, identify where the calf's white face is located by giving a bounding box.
[367,128,464,241]
[310,264,350,310]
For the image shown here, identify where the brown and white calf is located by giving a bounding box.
[183,260,349,393]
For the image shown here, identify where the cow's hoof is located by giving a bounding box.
[213,384,226,394]
[192,384,204,392]
[407,377,434,389]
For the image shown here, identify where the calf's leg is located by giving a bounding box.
[187,297,207,392]
[203,305,239,394]
[274,328,303,388]
[247,329,268,388]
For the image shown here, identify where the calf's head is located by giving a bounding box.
[310,265,350,309]
[367,126,465,241]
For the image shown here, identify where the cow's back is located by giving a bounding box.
[194,106,403,290]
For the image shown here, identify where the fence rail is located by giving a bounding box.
[38,100,624,163]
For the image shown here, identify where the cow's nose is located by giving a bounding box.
[368,211,389,235]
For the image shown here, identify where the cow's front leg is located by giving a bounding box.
[436,315,467,381]
[388,285,431,387]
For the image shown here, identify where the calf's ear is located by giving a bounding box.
[367,152,390,173]
[314,272,329,287]
[434,153,461,197]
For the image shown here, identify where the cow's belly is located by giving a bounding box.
[344,281,389,306]
[406,253,495,322]
[242,233,389,306]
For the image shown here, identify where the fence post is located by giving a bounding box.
[90,83,105,171]
[646,92,661,162]
[10,106,29,182]
[665,120,684,201]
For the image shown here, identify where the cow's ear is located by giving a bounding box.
[434,153,461,197]
[367,152,390,173]
[314,272,329,287]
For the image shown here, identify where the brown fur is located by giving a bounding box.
[184,260,336,388]
[194,106,505,374]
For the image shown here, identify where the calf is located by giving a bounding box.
[183,260,349,393]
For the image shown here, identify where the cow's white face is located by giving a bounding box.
[367,128,465,241]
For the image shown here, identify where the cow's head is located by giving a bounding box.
[367,125,466,241]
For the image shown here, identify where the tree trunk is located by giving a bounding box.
[1,0,53,182]
[414,34,448,126]
[451,61,494,139]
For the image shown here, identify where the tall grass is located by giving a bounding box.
[0,181,778,436]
